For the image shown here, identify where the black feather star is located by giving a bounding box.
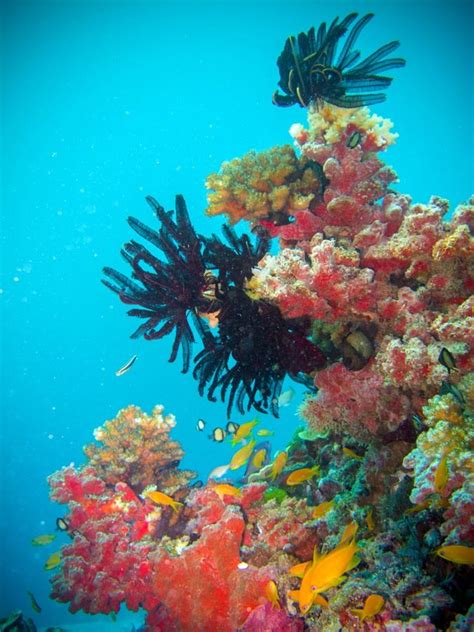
[272,12,405,109]
[103,194,326,417]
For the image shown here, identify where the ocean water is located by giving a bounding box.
[1,0,472,629]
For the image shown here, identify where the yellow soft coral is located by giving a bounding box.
[205,145,324,224]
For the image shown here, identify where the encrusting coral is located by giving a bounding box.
[205,145,326,226]
[83,404,196,494]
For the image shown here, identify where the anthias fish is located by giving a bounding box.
[351,594,385,621]
[230,440,256,470]
[145,489,183,512]
[286,465,320,486]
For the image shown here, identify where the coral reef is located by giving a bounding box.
[47,12,474,631]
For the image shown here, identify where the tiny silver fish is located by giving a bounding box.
[115,354,137,376]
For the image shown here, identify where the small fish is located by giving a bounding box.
[44,551,62,571]
[405,498,432,515]
[231,419,259,445]
[277,388,295,407]
[145,490,183,513]
[230,439,256,470]
[343,447,364,460]
[212,483,242,501]
[435,544,474,564]
[208,464,230,480]
[351,594,385,621]
[270,451,288,481]
[210,427,227,442]
[56,517,70,532]
[196,419,206,432]
[366,508,375,531]
[32,534,56,546]
[226,421,240,434]
[346,130,362,149]
[264,580,281,609]
[286,465,320,486]
[27,591,42,613]
[256,429,274,437]
[115,354,137,376]
[252,448,267,469]
[312,499,335,519]
[237,561,249,569]
[438,347,458,373]
[440,381,465,406]
[339,521,359,545]
[433,454,449,494]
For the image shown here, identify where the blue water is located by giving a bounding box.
[1,0,472,628]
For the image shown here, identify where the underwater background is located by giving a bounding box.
[1,0,473,630]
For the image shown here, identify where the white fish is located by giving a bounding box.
[208,464,230,480]
[115,354,137,376]
[277,388,295,407]
[237,562,248,570]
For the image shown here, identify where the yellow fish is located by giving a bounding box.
[256,429,274,437]
[252,448,267,469]
[230,439,256,470]
[298,539,360,614]
[339,521,359,545]
[435,544,474,564]
[231,419,259,445]
[270,451,288,481]
[434,454,449,494]
[287,589,328,609]
[286,465,320,486]
[289,560,311,578]
[405,498,432,515]
[212,483,242,501]
[44,551,62,571]
[351,594,385,621]
[366,508,375,531]
[27,591,42,613]
[312,500,335,520]
[32,534,56,546]
[343,447,363,460]
[145,490,183,512]
[264,580,281,609]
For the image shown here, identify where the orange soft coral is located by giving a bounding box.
[83,404,196,494]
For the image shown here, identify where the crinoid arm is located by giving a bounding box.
[102,195,210,373]
[273,12,405,109]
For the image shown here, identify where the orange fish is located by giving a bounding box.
[270,451,288,481]
[298,539,360,614]
[145,490,183,512]
[231,419,259,446]
[405,498,431,515]
[286,465,320,486]
[230,439,256,470]
[288,560,311,578]
[264,580,281,609]
[366,508,375,531]
[312,500,335,520]
[343,447,363,460]
[351,594,385,621]
[434,454,449,495]
[252,448,267,469]
[435,545,474,564]
[212,483,242,501]
[339,521,359,545]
